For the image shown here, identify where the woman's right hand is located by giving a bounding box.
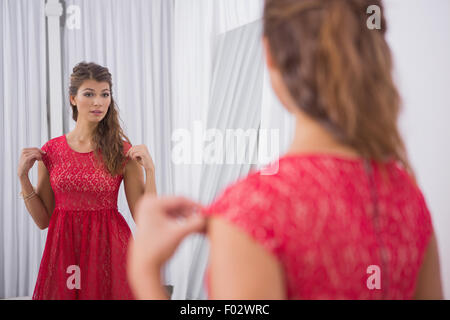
[17,148,46,178]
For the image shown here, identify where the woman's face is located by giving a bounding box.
[70,79,111,123]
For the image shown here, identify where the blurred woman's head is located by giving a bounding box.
[69,62,130,176]
[263,0,412,174]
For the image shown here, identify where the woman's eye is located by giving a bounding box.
[84,93,93,97]
[103,93,110,97]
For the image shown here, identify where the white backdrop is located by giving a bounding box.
[385,0,450,299]
[170,0,267,299]
[173,19,269,299]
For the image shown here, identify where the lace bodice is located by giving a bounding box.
[40,135,131,211]
[204,154,433,299]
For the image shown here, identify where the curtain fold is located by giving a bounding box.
[171,0,268,297]
[189,20,266,299]
[170,0,294,298]
[1,0,48,299]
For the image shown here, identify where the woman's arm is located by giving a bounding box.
[123,143,157,220]
[127,253,168,300]
[144,168,157,194]
[207,216,286,299]
[18,148,55,230]
[127,194,285,300]
[123,159,156,220]
[414,231,443,299]
[127,195,205,299]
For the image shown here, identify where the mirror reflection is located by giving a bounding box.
[1,0,448,301]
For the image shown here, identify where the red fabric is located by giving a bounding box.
[203,154,433,299]
[32,135,134,300]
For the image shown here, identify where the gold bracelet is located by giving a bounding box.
[19,188,36,199]
[22,190,35,200]
[24,192,37,201]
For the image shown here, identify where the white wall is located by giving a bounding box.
[385,0,450,299]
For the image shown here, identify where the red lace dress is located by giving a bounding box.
[32,135,135,299]
[203,154,433,299]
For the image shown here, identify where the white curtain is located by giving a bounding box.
[170,0,216,299]
[169,0,286,299]
[170,15,295,299]
[187,20,267,299]
[0,0,48,299]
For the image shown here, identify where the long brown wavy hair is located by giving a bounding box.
[264,0,413,177]
[69,62,131,176]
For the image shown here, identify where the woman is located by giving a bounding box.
[17,62,157,299]
[127,0,443,299]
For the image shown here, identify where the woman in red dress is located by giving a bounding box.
[127,0,443,299]
[17,62,157,299]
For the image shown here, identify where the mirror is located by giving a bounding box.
[2,0,290,300]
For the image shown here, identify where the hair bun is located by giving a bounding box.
[72,61,89,74]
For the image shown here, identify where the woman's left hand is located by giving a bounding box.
[126,145,155,172]
[128,195,206,271]
[127,195,206,299]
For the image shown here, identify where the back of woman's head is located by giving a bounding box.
[263,0,412,175]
